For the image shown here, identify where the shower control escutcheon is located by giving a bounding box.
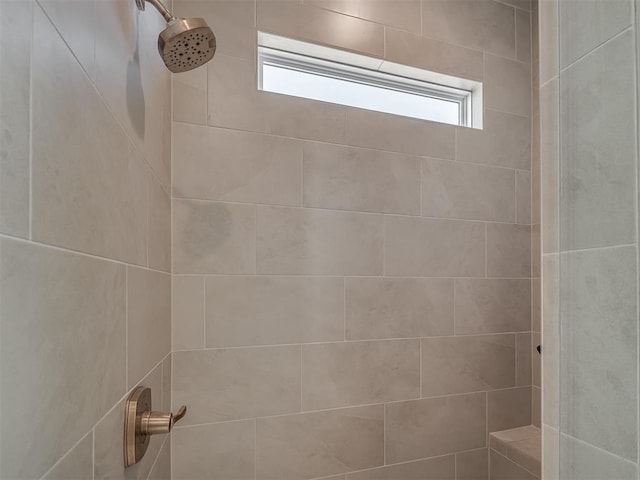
[124,386,187,467]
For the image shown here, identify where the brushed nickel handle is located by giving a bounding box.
[173,405,187,424]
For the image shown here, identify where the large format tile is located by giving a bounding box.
[0,0,31,238]
[516,333,532,387]
[421,335,515,397]
[346,455,455,480]
[457,110,531,170]
[559,434,637,480]
[173,123,303,206]
[559,30,636,251]
[559,0,632,67]
[42,432,93,480]
[173,67,207,124]
[488,387,532,433]
[539,0,558,85]
[0,239,126,479]
[257,206,383,275]
[148,438,171,480]
[148,178,171,272]
[306,0,421,33]
[384,28,484,81]
[256,405,384,480]
[516,170,532,224]
[32,7,147,265]
[172,346,301,425]
[484,55,531,117]
[455,279,531,334]
[172,420,256,480]
[385,216,485,277]
[172,276,205,351]
[540,79,559,254]
[345,277,453,339]
[206,276,344,347]
[385,393,486,462]
[257,0,384,57]
[456,448,489,480]
[127,267,171,388]
[421,158,515,222]
[208,54,346,143]
[489,450,536,480]
[422,0,515,58]
[303,142,420,215]
[345,108,455,159]
[302,340,420,410]
[516,9,532,63]
[560,246,637,460]
[487,223,532,277]
[173,199,256,274]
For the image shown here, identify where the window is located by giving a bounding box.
[257,33,482,128]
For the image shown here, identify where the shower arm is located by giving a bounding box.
[135,0,175,23]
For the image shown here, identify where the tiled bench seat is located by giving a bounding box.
[489,425,541,480]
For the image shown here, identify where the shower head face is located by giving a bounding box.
[158,17,216,73]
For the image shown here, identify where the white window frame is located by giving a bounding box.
[256,33,482,128]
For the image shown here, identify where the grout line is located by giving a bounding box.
[171,272,535,280]
[202,276,207,349]
[254,418,257,480]
[28,0,34,241]
[125,266,129,390]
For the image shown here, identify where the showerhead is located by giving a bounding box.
[159,18,216,73]
[136,0,216,73]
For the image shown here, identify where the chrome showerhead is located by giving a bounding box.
[136,0,216,73]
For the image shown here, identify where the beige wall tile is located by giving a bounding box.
[487,223,532,278]
[173,420,256,480]
[385,216,485,277]
[542,254,559,429]
[161,354,171,413]
[457,110,531,170]
[173,199,256,274]
[175,0,255,60]
[345,108,455,159]
[346,455,455,480]
[306,0,421,33]
[484,54,531,117]
[148,178,171,272]
[0,0,31,238]
[174,123,303,206]
[94,365,164,480]
[539,0,558,85]
[303,142,420,215]
[532,277,541,332]
[302,339,420,410]
[32,8,148,265]
[0,239,126,479]
[173,67,207,125]
[172,276,205,351]
[532,332,540,387]
[384,28,484,81]
[385,393,486,463]
[488,387,532,433]
[42,432,93,480]
[422,335,515,397]
[501,0,530,9]
[173,346,301,425]
[127,266,171,388]
[345,277,453,340]
[455,279,531,334]
[516,9,532,63]
[208,54,347,143]
[456,448,489,480]
[532,386,541,428]
[516,170,532,225]
[258,0,384,57]
[257,206,383,275]
[422,158,515,222]
[421,0,516,58]
[543,426,559,480]
[516,333,532,386]
[256,405,384,480]
[489,450,537,480]
[206,275,344,347]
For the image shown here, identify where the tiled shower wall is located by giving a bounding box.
[540,0,640,478]
[171,1,536,479]
[0,0,172,478]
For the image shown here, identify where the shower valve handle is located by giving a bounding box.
[140,405,187,435]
